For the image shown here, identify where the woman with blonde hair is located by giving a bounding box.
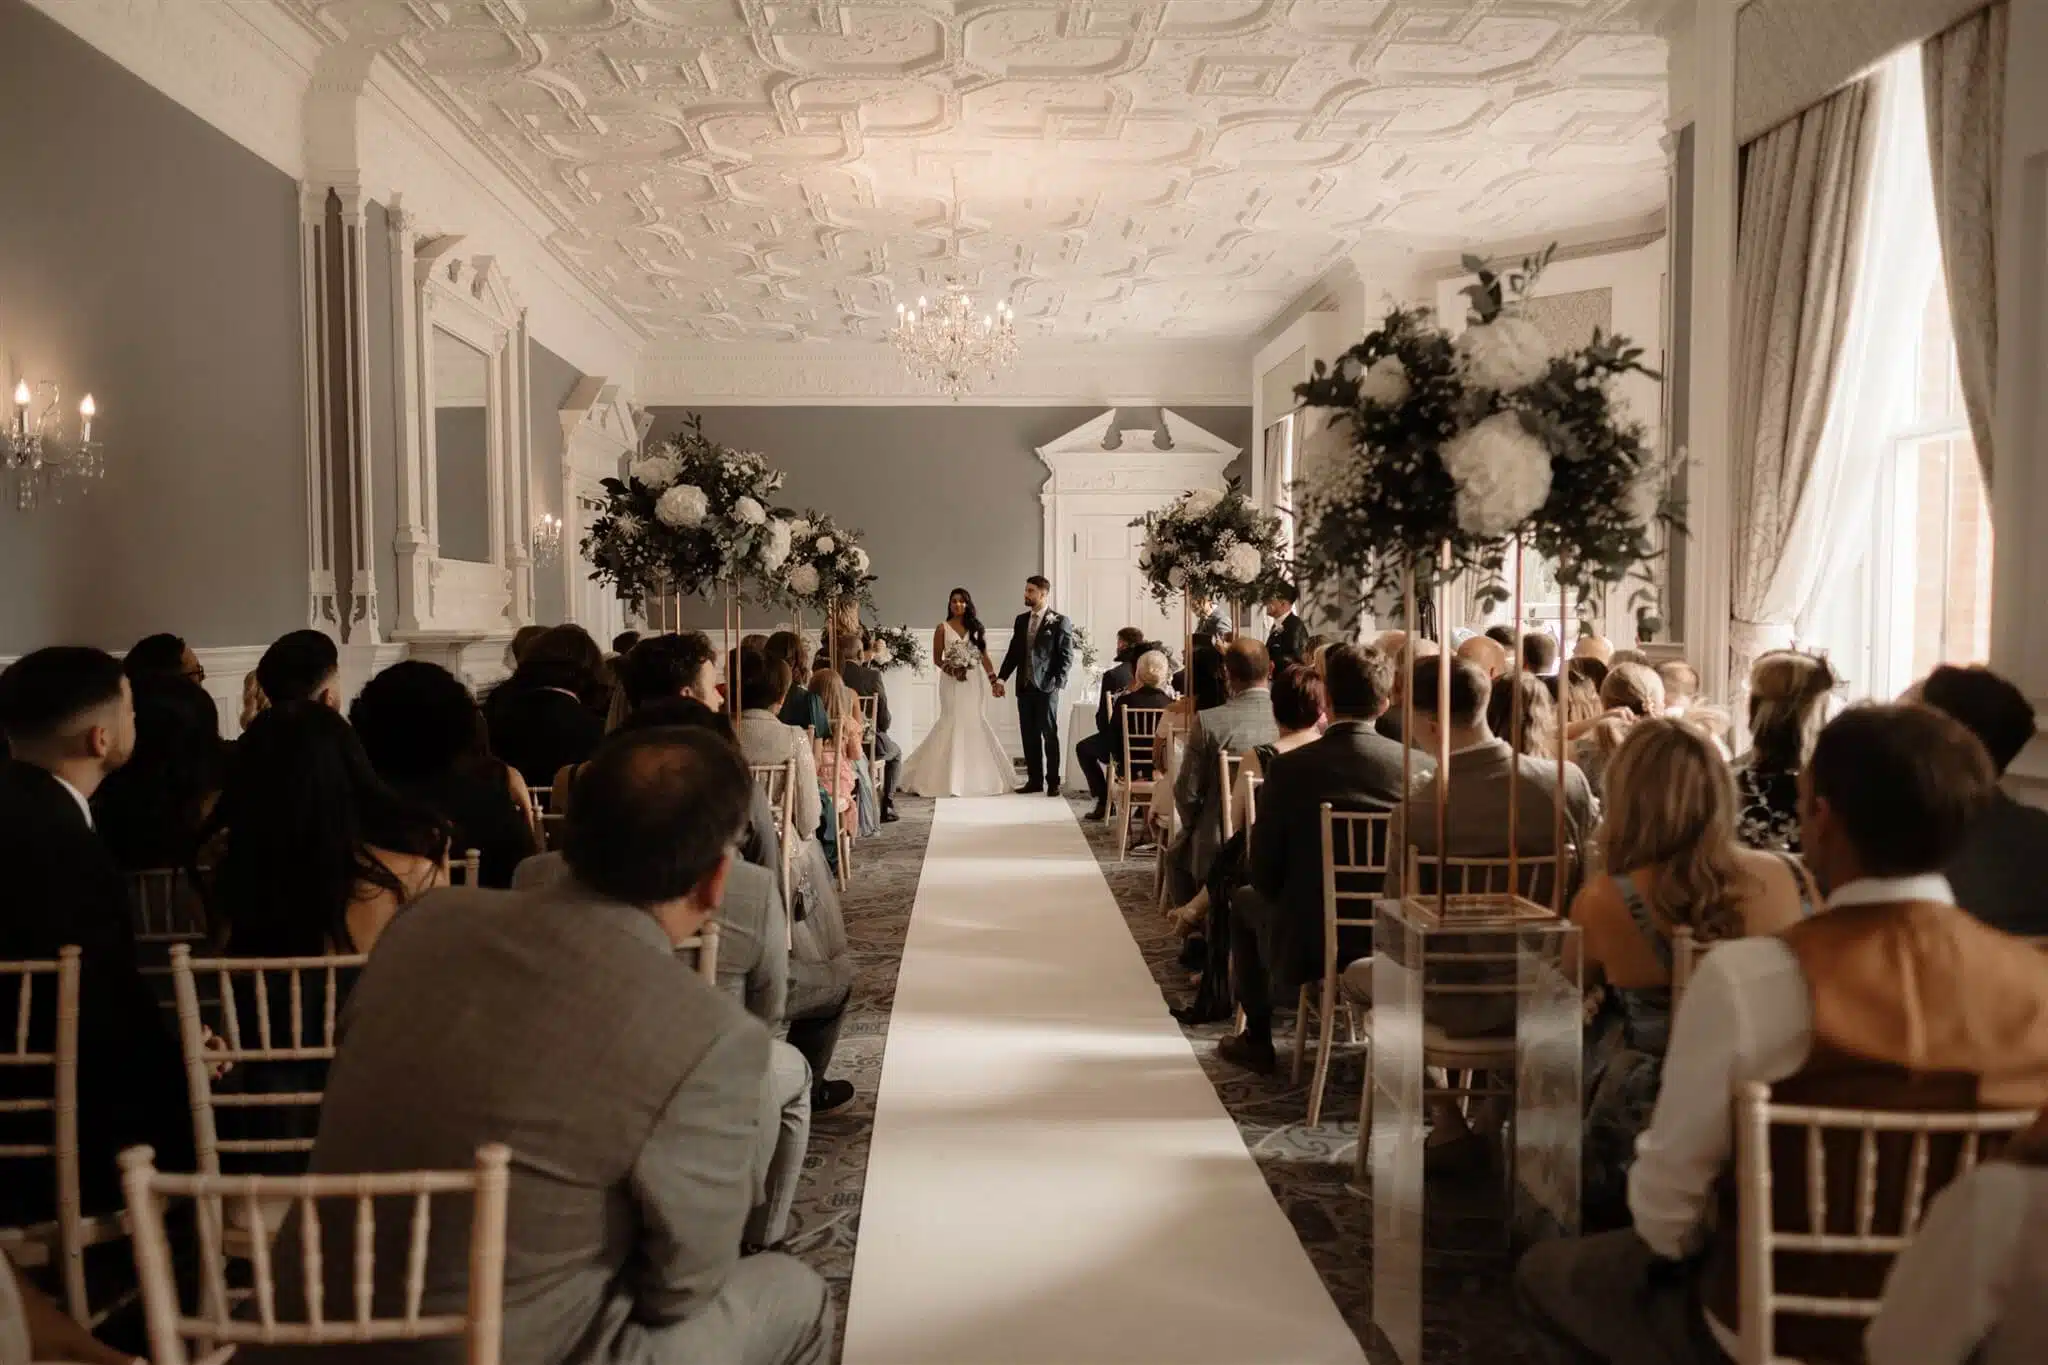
[1485,669,1557,759]
[809,667,868,833]
[1574,660,1665,793]
[1573,716,1817,1228]
[1731,650,1837,852]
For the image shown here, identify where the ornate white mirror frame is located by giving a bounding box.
[558,376,640,640]
[388,228,533,639]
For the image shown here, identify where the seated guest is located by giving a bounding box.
[618,631,725,713]
[1574,718,1819,1230]
[1560,665,1603,733]
[1914,664,2048,937]
[1567,653,1609,693]
[238,669,268,732]
[1167,640,1277,908]
[1078,627,1148,820]
[611,629,642,657]
[349,661,539,889]
[1656,659,1700,714]
[204,703,449,956]
[1374,632,1438,745]
[1485,623,1518,652]
[1191,595,1231,645]
[837,630,901,823]
[256,629,342,710]
[123,632,205,687]
[1203,647,1411,1060]
[1457,632,1511,681]
[0,648,194,1222]
[256,728,835,1365]
[766,631,830,740]
[1516,703,2048,1365]
[1575,661,1665,794]
[1573,633,1615,667]
[92,674,226,871]
[484,624,606,789]
[737,652,834,870]
[1867,1106,2048,1365]
[1521,629,1560,678]
[809,669,864,828]
[1263,584,1309,671]
[1101,648,1177,817]
[1730,650,1837,853]
[1609,647,1654,669]
[1485,668,1558,760]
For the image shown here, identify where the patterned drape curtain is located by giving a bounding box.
[1727,75,1880,700]
[1923,1,2006,489]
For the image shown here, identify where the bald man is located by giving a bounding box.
[1572,634,1615,665]
[1456,634,1510,680]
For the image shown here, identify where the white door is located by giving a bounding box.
[572,489,624,640]
[1067,511,1179,668]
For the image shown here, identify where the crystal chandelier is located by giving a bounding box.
[6,379,100,512]
[532,512,563,568]
[889,282,1017,398]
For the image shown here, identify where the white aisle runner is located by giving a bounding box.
[843,796,1368,1365]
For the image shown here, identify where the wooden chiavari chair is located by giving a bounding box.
[1216,751,1246,842]
[0,947,130,1326]
[749,762,798,947]
[447,848,482,887]
[856,693,880,767]
[128,867,213,1007]
[120,1143,511,1365]
[1732,1081,2034,1365]
[1297,807,1392,1126]
[1110,707,1166,862]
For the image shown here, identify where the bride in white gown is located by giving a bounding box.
[898,588,1015,798]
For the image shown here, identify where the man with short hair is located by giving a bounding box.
[1484,623,1518,652]
[1573,633,1615,666]
[997,575,1076,795]
[836,631,900,823]
[1263,583,1309,672]
[1077,626,1148,820]
[1169,639,1278,904]
[619,633,723,713]
[0,648,193,1225]
[1916,663,2048,936]
[123,632,204,687]
[1456,633,1510,680]
[1655,659,1700,710]
[255,629,341,709]
[1521,630,1560,677]
[264,728,834,1365]
[1516,703,2048,1365]
[1207,644,1419,1067]
[612,629,643,657]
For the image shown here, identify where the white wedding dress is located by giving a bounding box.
[898,622,1015,798]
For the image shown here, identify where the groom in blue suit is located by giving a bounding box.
[997,575,1077,795]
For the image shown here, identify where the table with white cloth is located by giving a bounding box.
[1063,698,1096,796]
[1367,896,1582,1365]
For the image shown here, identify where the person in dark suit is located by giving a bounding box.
[836,631,901,823]
[255,629,342,709]
[1914,664,2048,937]
[1077,627,1147,819]
[996,575,1077,795]
[1216,643,1418,1074]
[0,647,195,1224]
[484,624,606,789]
[1262,583,1310,672]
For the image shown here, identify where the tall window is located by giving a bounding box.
[1263,413,1297,552]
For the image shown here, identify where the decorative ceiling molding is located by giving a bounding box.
[637,340,1250,407]
[277,0,1669,347]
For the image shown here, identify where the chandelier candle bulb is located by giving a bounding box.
[79,394,93,443]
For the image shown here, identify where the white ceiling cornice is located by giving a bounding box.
[638,340,1250,408]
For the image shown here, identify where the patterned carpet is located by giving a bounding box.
[784,793,1534,1364]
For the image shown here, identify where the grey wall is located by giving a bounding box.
[646,405,1254,626]
[0,0,305,652]
[528,341,581,625]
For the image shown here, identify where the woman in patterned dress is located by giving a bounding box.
[1729,651,1838,852]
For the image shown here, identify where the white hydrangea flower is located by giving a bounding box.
[630,452,681,491]
[1456,316,1554,392]
[815,535,836,554]
[1167,565,1189,590]
[761,518,792,569]
[1224,542,1263,583]
[1181,488,1223,516]
[1339,355,1366,382]
[1441,412,1553,537]
[1356,355,1412,409]
[1623,464,1665,528]
[788,518,814,541]
[654,484,708,529]
[849,546,870,574]
[1205,559,1233,583]
[733,495,766,526]
[787,564,820,597]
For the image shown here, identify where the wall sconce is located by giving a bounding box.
[533,512,563,568]
[6,378,101,511]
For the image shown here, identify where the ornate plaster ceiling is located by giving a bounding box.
[289,1,1669,344]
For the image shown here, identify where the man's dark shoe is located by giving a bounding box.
[1084,802,1108,821]
[881,807,901,824]
[1214,1032,1277,1075]
[812,1078,857,1116]
[1172,999,1231,1027]
[1015,783,1044,795]
[1177,936,1205,970]
[1045,784,1065,798]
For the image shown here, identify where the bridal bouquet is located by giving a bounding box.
[870,625,927,674]
[581,412,792,609]
[1131,482,1291,609]
[1293,244,1676,608]
[778,512,877,613]
[941,636,982,680]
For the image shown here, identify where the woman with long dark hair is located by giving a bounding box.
[897,587,1013,797]
[203,702,450,957]
[92,674,227,870]
[483,624,606,789]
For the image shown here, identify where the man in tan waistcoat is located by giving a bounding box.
[1515,702,2048,1365]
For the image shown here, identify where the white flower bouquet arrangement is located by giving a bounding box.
[869,625,926,674]
[941,635,983,681]
[1071,625,1101,674]
[777,512,877,614]
[581,412,792,609]
[1130,481,1291,609]
[1293,244,1677,608]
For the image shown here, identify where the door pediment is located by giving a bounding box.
[1035,409,1241,494]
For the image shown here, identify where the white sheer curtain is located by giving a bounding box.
[1786,52,1941,667]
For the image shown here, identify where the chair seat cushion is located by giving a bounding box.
[1339,957,1374,1002]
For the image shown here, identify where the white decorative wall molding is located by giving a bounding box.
[557,376,639,637]
[637,342,1250,407]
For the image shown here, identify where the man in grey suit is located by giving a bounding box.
[1213,644,1421,1073]
[253,729,832,1365]
[1168,638,1279,905]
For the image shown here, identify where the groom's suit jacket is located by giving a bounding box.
[999,609,1076,694]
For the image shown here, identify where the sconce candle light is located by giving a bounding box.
[532,512,563,568]
[5,375,102,511]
